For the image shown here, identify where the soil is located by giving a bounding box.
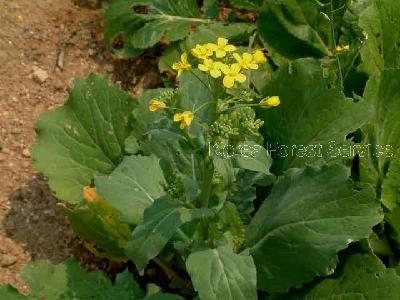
[0,0,161,291]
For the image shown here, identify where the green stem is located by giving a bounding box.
[198,153,214,208]
[151,8,215,24]
[176,228,192,243]
[343,43,363,81]
[329,0,343,87]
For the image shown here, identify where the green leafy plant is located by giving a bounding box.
[2,0,400,299]
[0,259,184,299]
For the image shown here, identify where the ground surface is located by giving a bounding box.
[0,0,118,290]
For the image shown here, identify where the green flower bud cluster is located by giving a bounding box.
[207,203,245,253]
[164,172,185,200]
[159,89,178,105]
[209,107,264,145]
[212,170,224,185]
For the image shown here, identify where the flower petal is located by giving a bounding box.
[198,63,208,72]
[220,64,230,75]
[210,69,222,78]
[235,73,247,83]
[215,49,226,58]
[181,52,188,63]
[224,45,237,52]
[173,113,183,122]
[218,37,228,46]
[231,63,242,73]
[233,53,242,63]
[223,76,235,88]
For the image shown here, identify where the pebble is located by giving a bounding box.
[32,66,49,84]
[22,148,30,158]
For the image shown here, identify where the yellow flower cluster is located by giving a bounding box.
[172,37,267,89]
[153,38,274,130]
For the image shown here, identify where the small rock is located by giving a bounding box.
[0,254,17,267]
[22,148,30,158]
[32,66,48,84]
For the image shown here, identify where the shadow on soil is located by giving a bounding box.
[3,176,75,262]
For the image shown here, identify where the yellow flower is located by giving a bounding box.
[252,50,267,64]
[198,59,224,78]
[259,96,281,108]
[149,98,167,112]
[221,63,247,88]
[207,38,237,58]
[172,52,191,77]
[191,44,213,60]
[233,52,258,70]
[83,186,97,202]
[336,45,350,54]
[173,111,194,129]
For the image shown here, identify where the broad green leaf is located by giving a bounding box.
[126,197,214,274]
[235,141,272,175]
[259,58,371,174]
[112,270,146,299]
[65,198,131,260]
[386,206,400,251]
[359,0,400,76]
[105,0,213,50]
[202,0,218,19]
[31,74,134,204]
[186,246,257,300]
[258,0,331,62]
[359,70,400,209]
[22,260,67,299]
[247,164,383,293]
[103,0,144,56]
[382,152,400,210]
[304,254,400,299]
[0,286,25,300]
[185,23,256,50]
[0,259,144,299]
[95,155,167,224]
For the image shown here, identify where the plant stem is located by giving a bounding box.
[176,228,192,243]
[151,8,215,24]
[329,0,343,87]
[198,153,214,208]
